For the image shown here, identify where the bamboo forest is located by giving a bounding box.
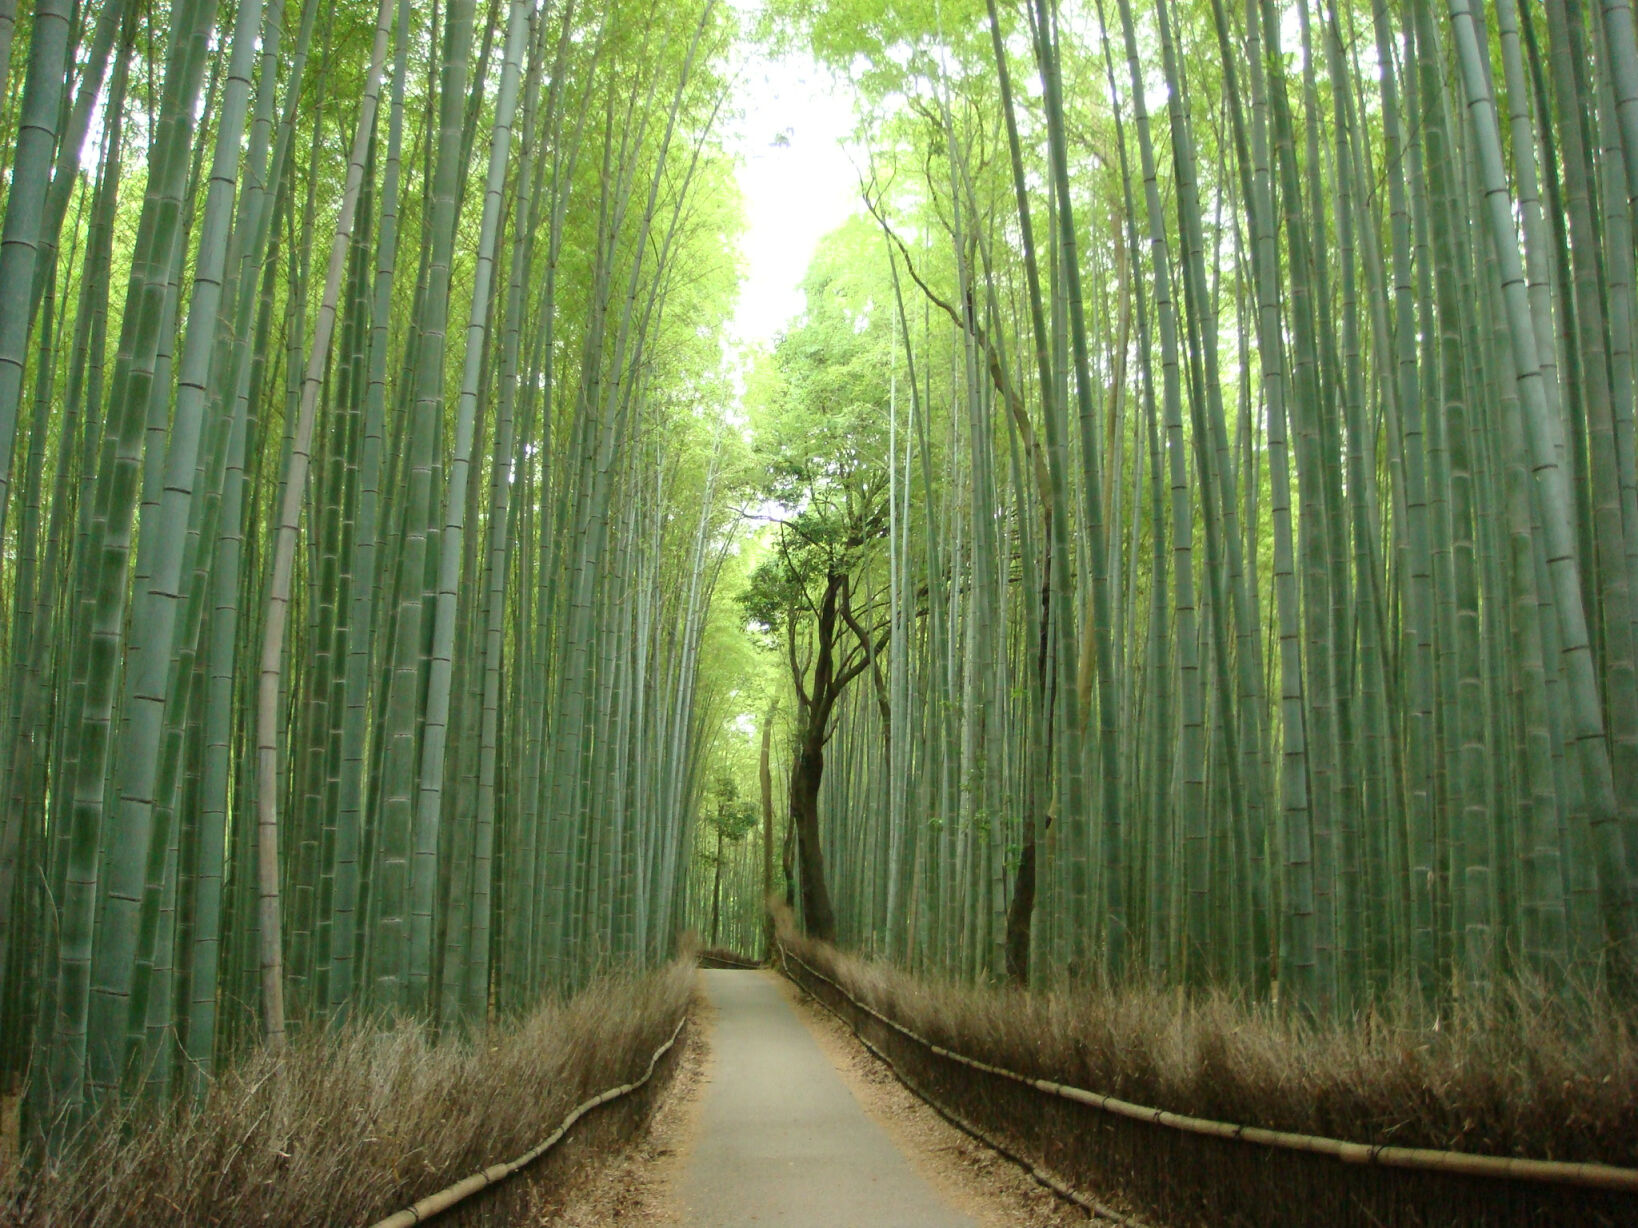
[1,0,1638,1219]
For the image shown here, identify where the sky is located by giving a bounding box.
[722,8,860,348]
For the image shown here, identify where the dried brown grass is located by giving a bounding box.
[778,920,1638,1168]
[0,960,694,1228]
[780,919,1638,1223]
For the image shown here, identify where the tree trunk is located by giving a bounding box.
[790,734,836,942]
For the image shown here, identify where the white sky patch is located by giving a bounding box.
[723,5,860,347]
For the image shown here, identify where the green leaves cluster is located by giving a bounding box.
[742,217,895,636]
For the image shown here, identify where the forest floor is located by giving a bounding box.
[546,968,1091,1226]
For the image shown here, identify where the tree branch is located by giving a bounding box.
[862,191,1054,518]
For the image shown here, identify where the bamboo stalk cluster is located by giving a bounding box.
[0,0,742,1146]
[778,0,1638,1016]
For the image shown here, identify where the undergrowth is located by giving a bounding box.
[777,919,1638,1168]
[0,959,694,1227]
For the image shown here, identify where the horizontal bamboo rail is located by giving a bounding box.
[698,951,762,970]
[778,943,1638,1196]
[363,1011,689,1228]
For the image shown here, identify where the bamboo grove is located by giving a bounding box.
[0,0,745,1144]
[747,0,1638,1018]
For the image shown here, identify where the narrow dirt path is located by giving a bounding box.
[544,968,1088,1225]
[677,968,980,1227]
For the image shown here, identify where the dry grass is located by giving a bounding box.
[0,960,694,1228]
[776,912,1638,1224]
[779,927,1638,1167]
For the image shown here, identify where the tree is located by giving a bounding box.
[741,222,894,942]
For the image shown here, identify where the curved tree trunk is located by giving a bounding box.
[790,732,836,943]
